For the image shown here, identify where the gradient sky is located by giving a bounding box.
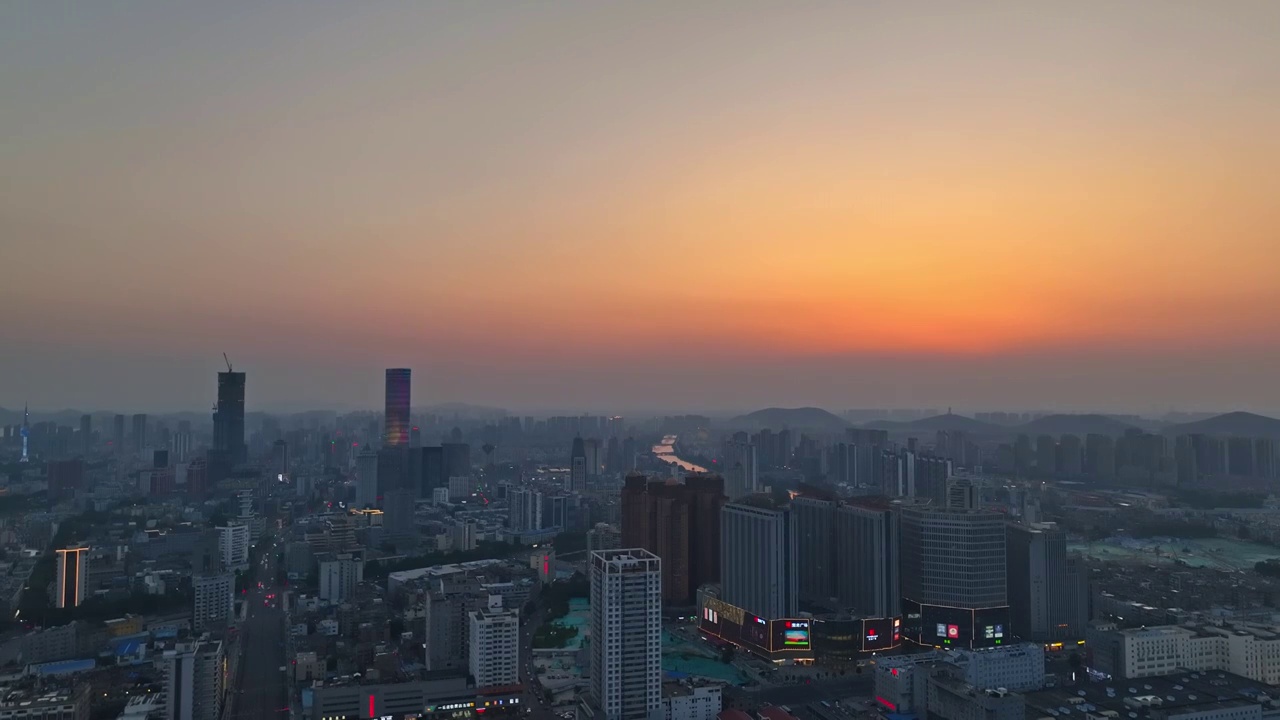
[3,1,1279,415]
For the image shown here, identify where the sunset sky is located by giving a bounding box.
[3,2,1279,414]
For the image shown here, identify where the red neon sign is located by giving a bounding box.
[368,694,375,718]
[876,697,898,712]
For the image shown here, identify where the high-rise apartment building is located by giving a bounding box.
[721,438,757,500]
[55,546,88,608]
[1035,435,1056,477]
[1058,435,1083,477]
[720,496,797,620]
[318,551,364,603]
[900,507,1008,649]
[945,477,978,510]
[217,523,250,571]
[1085,434,1116,479]
[506,484,563,530]
[1005,522,1087,642]
[588,549,663,720]
[468,608,520,689]
[834,499,900,618]
[384,368,411,447]
[159,639,225,720]
[193,572,234,632]
[213,370,247,466]
[620,474,724,605]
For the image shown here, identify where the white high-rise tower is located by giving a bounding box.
[587,549,662,720]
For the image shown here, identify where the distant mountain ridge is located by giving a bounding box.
[727,407,849,431]
[1164,411,1280,438]
[864,412,1001,434]
[1016,413,1141,436]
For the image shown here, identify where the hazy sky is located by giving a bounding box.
[3,2,1279,415]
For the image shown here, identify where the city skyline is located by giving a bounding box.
[4,2,1280,413]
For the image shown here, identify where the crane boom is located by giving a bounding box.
[223,353,233,372]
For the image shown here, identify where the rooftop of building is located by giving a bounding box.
[592,548,660,563]
[26,659,96,677]
[1024,671,1277,720]
[0,681,84,707]
[387,558,508,584]
[662,680,724,698]
[758,706,801,720]
[470,608,518,622]
[727,494,785,511]
[717,711,753,720]
[1118,625,1196,639]
[117,695,160,720]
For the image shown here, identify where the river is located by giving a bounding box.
[652,434,708,473]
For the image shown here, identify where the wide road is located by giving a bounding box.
[234,544,288,720]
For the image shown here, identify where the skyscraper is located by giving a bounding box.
[55,546,88,608]
[588,549,662,720]
[382,488,416,542]
[900,507,1009,649]
[569,436,587,492]
[19,405,29,463]
[1006,522,1087,642]
[79,414,91,453]
[376,446,409,499]
[271,439,289,478]
[355,446,378,509]
[620,473,725,604]
[112,414,125,455]
[720,496,797,620]
[442,442,471,480]
[417,445,445,499]
[384,368,411,447]
[131,413,148,453]
[213,369,247,466]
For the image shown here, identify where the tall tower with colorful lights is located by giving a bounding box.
[19,404,30,463]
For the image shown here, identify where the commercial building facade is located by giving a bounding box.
[900,507,1009,649]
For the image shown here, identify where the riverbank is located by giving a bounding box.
[652,434,708,473]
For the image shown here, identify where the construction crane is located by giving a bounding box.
[223,353,233,372]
